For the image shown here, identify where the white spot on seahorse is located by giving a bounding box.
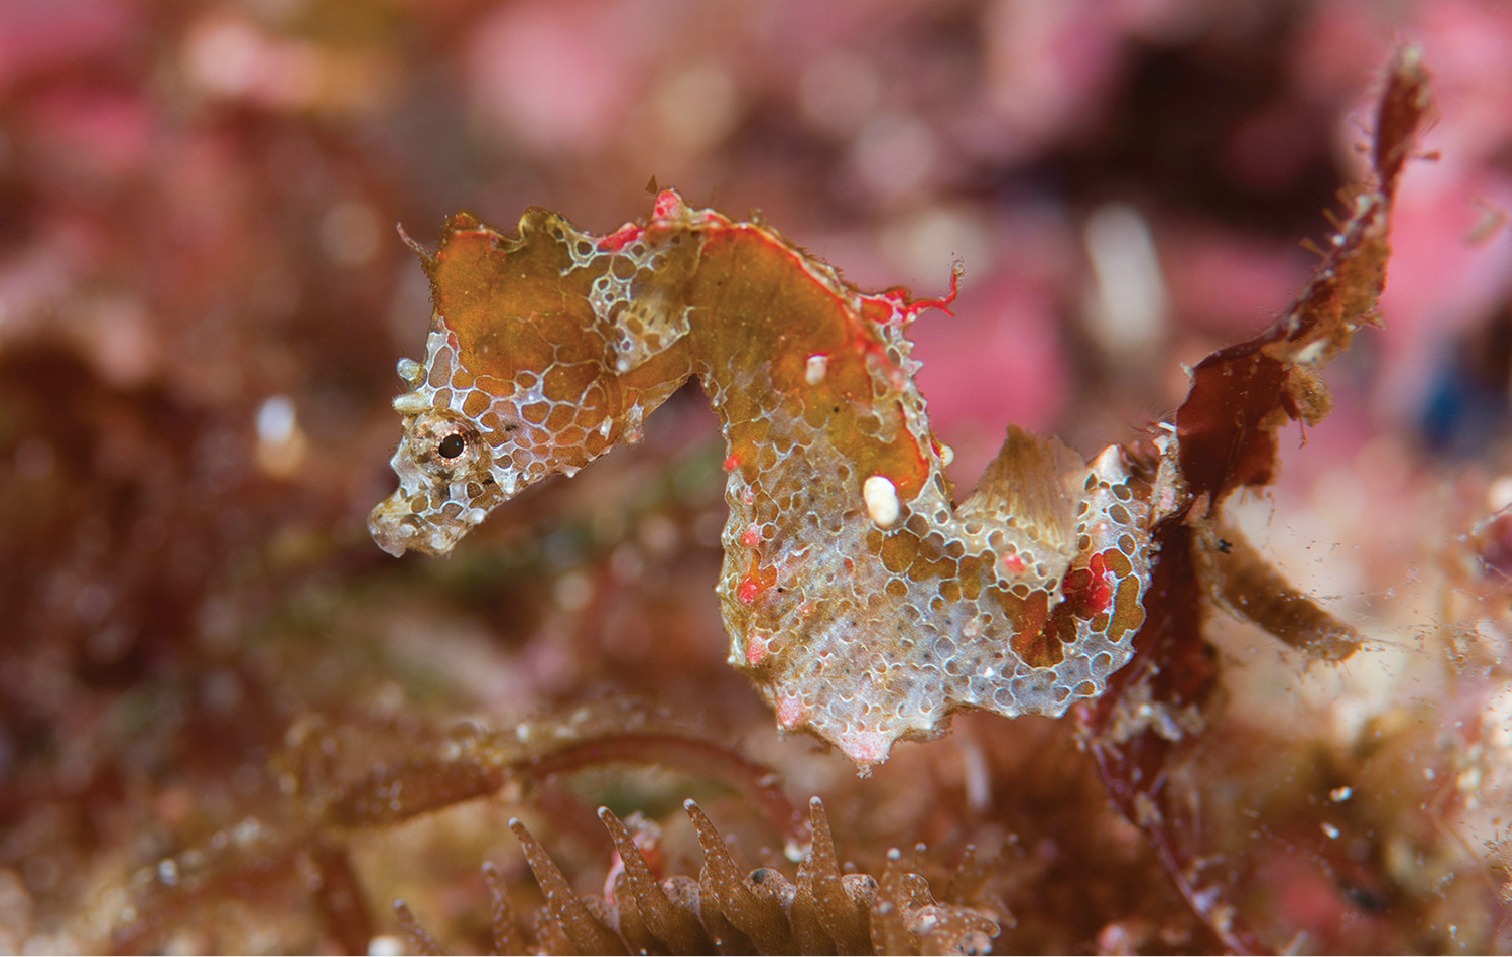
[863,475,901,528]
[805,353,828,385]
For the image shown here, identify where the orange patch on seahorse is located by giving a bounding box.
[737,562,778,605]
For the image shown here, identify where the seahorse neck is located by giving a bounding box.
[673,222,943,509]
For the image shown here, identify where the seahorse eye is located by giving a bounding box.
[436,432,466,460]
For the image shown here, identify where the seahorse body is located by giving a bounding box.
[370,190,1151,768]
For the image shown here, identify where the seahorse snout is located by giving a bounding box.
[368,495,419,556]
[368,492,475,557]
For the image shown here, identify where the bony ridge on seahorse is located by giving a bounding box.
[370,189,1152,770]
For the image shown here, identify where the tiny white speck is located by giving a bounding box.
[1321,822,1340,840]
[1293,339,1327,366]
[805,353,828,385]
[256,396,296,445]
[864,475,901,528]
[1329,785,1353,803]
[368,934,404,957]
[232,817,263,846]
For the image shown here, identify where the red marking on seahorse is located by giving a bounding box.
[1064,551,1114,617]
[836,728,890,766]
[745,633,769,666]
[740,525,762,548]
[776,694,806,728]
[737,574,764,605]
[903,260,963,317]
[598,223,644,252]
[652,188,684,221]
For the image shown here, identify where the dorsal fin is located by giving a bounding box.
[958,425,1084,556]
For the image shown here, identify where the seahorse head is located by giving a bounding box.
[370,317,630,556]
[369,213,623,556]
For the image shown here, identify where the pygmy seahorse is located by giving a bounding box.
[370,189,1151,769]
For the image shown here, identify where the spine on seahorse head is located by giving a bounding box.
[371,189,1152,769]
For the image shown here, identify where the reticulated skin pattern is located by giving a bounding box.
[371,189,1152,769]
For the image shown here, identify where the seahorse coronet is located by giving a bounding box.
[372,188,1153,769]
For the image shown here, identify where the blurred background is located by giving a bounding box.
[2,0,1511,951]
